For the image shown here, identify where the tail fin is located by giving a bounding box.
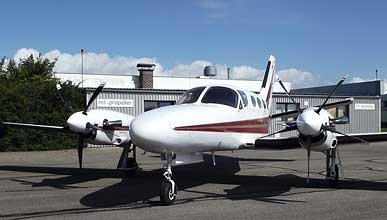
[259,55,276,109]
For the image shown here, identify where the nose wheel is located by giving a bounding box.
[160,153,177,205]
[326,148,339,187]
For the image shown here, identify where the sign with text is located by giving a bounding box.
[97,99,134,108]
[355,103,375,110]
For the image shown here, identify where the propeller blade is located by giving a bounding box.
[260,124,298,138]
[56,84,74,112]
[316,76,347,114]
[277,76,302,113]
[322,125,368,144]
[78,136,84,168]
[83,82,106,115]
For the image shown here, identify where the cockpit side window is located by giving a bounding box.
[178,86,206,104]
[201,86,238,108]
[237,90,248,107]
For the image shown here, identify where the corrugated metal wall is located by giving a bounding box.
[87,89,380,146]
[271,94,380,137]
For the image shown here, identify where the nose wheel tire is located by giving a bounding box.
[160,179,177,206]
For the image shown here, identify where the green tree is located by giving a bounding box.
[0,55,84,151]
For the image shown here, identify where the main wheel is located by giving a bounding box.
[160,179,177,206]
[327,164,339,187]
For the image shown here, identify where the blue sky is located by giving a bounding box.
[1,0,387,87]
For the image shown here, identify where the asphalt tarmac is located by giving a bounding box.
[1,141,387,220]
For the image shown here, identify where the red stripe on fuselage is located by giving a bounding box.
[98,126,129,131]
[174,118,270,133]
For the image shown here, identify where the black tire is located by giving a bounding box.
[327,164,339,187]
[160,179,177,206]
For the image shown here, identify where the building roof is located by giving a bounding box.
[56,72,291,93]
[291,80,384,96]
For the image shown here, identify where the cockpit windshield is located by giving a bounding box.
[177,86,206,104]
[201,86,238,108]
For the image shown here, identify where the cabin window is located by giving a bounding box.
[201,86,238,108]
[178,86,206,104]
[251,96,257,107]
[237,90,248,107]
[256,97,262,108]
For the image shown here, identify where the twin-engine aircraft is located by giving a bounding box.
[0,55,376,206]
[0,83,134,168]
[129,55,371,205]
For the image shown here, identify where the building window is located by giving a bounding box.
[144,100,175,112]
[276,102,299,121]
[383,101,387,109]
[327,105,350,119]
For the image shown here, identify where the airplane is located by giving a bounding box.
[0,82,135,169]
[129,55,373,205]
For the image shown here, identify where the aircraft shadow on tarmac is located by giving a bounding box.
[2,154,387,208]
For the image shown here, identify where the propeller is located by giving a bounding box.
[83,82,106,115]
[56,82,106,168]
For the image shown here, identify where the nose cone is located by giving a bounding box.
[297,109,324,136]
[130,107,174,153]
[67,112,90,133]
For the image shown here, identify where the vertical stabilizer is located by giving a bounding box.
[259,55,276,109]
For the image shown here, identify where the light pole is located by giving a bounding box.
[81,49,84,89]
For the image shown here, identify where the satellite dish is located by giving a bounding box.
[203,66,217,77]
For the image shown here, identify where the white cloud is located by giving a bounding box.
[9,48,325,89]
[13,48,40,61]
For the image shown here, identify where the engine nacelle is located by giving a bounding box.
[298,130,337,152]
[89,130,130,145]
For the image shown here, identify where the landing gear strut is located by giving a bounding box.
[326,148,339,187]
[117,141,139,170]
[160,153,177,205]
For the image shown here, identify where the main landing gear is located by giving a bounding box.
[160,153,177,205]
[326,148,340,187]
[117,141,139,170]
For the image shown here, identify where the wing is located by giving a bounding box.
[246,132,387,150]
[270,98,353,119]
[336,132,387,144]
[0,122,73,133]
[242,136,302,150]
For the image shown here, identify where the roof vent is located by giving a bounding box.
[203,66,217,77]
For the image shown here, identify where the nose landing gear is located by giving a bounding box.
[160,153,177,205]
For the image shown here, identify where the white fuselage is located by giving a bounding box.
[130,85,271,154]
